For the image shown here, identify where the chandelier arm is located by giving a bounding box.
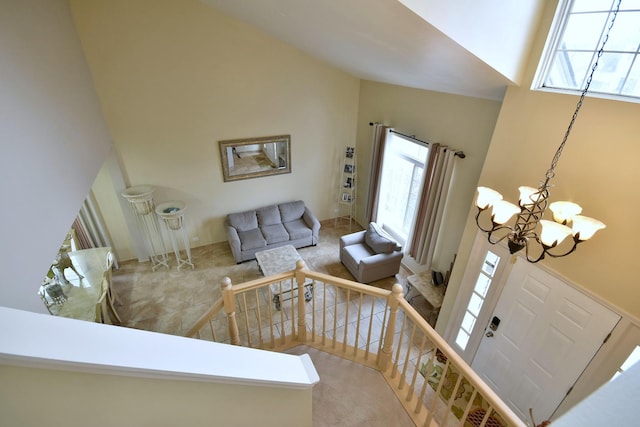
[486,229,514,246]
[523,239,547,263]
[475,210,520,247]
[541,236,581,259]
[475,209,494,233]
[474,209,516,234]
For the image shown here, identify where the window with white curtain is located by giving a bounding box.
[375,132,429,244]
[534,0,640,102]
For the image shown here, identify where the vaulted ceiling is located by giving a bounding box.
[201,0,547,101]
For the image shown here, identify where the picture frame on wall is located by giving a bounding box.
[345,146,355,158]
[341,192,352,203]
[219,134,291,182]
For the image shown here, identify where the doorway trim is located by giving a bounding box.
[444,230,640,418]
[443,231,514,364]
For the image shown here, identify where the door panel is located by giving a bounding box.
[471,258,620,422]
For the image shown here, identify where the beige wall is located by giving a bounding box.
[355,81,502,272]
[439,1,640,327]
[398,0,545,84]
[0,364,312,427]
[69,0,360,260]
[0,0,112,312]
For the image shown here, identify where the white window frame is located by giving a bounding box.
[375,131,429,246]
[533,0,640,104]
[443,231,514,364]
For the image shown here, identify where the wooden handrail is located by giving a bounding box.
[397,298,525,426]
[303,270,390,298]
[185,267,526,427]
[185,298,224,337]
[228,271,295,293]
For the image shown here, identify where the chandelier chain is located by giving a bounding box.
[545,0,621,182]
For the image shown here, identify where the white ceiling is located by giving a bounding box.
[200,0,540,101]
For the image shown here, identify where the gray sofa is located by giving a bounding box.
[340,223,403,283]
[225,200,320,263]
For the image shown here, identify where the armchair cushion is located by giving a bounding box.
[364,222,400,254]
[342,243,374,265]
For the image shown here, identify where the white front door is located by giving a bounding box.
[471,258,620,422]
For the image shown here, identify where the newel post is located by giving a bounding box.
[221,276,240,345]
[296,260,308,343]
[378,283,404,371]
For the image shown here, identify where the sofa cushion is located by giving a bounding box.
[364,223,399,254]
[257,205,281,226]
[261,224,289,245]
[228,210,258,232]
[238,228,267,251]
[283,219,313,240]
[279,200,306,223]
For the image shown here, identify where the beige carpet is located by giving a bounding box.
[286,346,416,427]
[110,220,434,426]
[110,220,419,336]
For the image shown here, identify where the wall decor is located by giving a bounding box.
[219,134,291,182]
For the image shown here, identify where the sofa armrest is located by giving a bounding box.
[225,223,242,263]
[302,206,321,243]
[340,230,366,249]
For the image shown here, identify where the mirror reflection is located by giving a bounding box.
[219,134,291,182]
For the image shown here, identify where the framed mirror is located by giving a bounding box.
[219,134,291,182]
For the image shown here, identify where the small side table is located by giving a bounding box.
[406,271,445,325]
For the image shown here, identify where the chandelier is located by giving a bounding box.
[474,1,620,263]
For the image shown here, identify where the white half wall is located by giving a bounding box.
[0,307,317,427]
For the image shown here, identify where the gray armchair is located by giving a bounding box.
[340,223,403,283]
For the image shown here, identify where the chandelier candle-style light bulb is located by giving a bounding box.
[539,220,573,247]
[571,215,606,241]
[476,187,503,209]
[491,200,520,224]
[549,201,582,224]
[518,186,539,206]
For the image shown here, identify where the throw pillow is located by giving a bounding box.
[364,223,398,254]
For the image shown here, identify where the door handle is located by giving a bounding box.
[486,331,494,338]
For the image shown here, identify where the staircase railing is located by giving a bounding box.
[186,261,526,427]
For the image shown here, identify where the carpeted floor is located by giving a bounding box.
[109,219,438,426]
[110,219,424,336]
[286,345,416,427]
